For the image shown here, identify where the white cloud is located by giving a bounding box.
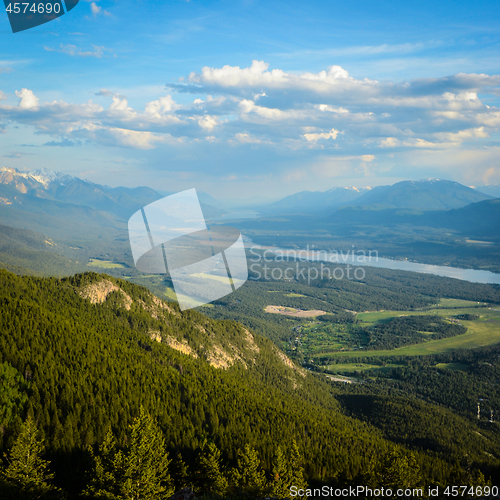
[95,88,113,97]
[303,129,339,142]
[361,155,375,162]
[145,95,179,117]
[44,44,110,58]
[15,88,39,109]
[186,60,378,101]
[198,115,218,131]
[380,137,398,148]
[232,133,265,144]
[1,63,500,162]
[434,127,489,142]
[96,128,166,149]
[90,2,111,16]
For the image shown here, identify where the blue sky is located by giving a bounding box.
[0,0,499,199]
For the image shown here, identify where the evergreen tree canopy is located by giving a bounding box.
[0,417,59,500]
[84,408,174,500]
[230,444,266,496]
[196,441,228,496]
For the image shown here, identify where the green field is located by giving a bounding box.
[163,285,213,309]
[325,362,402,373]
[191,272,230,284]
[433,298,487,308]
[88,259,125,269]
[300,322,365,354]
[190,272,246,287]
[302,306,500,360]
[325,360,469,373]
[322,317,500,358]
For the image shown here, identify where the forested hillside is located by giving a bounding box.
[0,270,498,498]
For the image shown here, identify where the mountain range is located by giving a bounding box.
[0,167,225,220]
[476,184,500,198]
[263,186,369,214]
[262,179,494,214]
[1,167,499,276]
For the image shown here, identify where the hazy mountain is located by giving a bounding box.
[0,223,85,276]
[0,167,159,218]
[260,178,489,215]
[46,178,162,218]
[263,186,368,214]
[476,184,500,198]
[318,198,500,237]
[435,198,500,239]
[348,179,492,210]
[28,167,76,187]
[0,166,225,222]
[0,166,51,199]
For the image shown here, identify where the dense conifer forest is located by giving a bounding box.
[0,270,499,498]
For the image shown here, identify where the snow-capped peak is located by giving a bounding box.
[28,168,75,188]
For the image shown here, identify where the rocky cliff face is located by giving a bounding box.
[75,273,305,382]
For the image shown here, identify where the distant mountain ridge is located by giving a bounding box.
[0,167,227,274]
[0,166,161,218]
[27,167,77,187]
[263,178,492,215]
[348,179,492,210]
[263,186,369,214]
[476,184,500,198]
[0,166,225,219]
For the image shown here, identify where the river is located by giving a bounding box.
[246,244,500,285]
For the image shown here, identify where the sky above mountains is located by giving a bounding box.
[0,0,499,198]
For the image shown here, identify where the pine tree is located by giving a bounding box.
[120,407,174,500]
[230,444,266,496]
[449,457,489,487]
[271,445,290,499]
[0,416,60,500]
[378,448,422,488]
[83,408,174,500]
[288,440,307,492]
[83,429,121,499]
[171,452,190,490]
[195,441,228,496]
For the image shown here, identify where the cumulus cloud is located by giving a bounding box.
[303,129,339,142]
[145,95,179,117]
[0,89,190,149]
[0,62,499,170]
[198,115,218,131]
[95,88,113,96]
[187,60,356,92]
[15,88,39,109]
